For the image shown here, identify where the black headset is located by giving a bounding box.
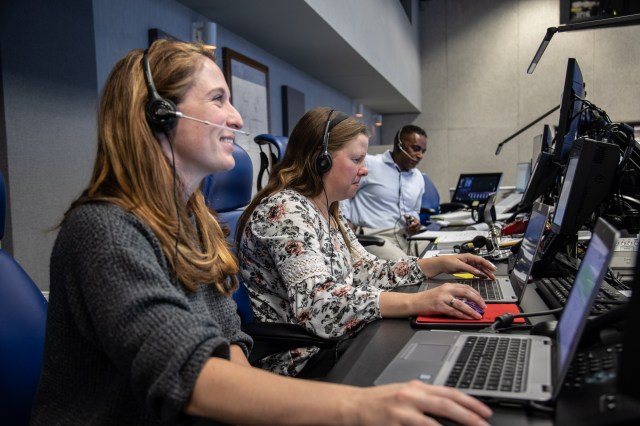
[315,109,349,175]
[395,125,408,150]
[454,235,491,254]
[142,48,178,133]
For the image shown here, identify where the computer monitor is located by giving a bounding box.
[515,162,532,193]
[553,58,587,164]
[519,151,561,208]
[550,138,619,236]
[532,124,553,160]
[450,173,502,206]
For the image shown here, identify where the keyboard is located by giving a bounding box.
[445,335,529,392]
[534,275,628,315]
[563,342,623,390]
[455,279,504,300]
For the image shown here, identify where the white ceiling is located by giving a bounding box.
[178,0,417,113]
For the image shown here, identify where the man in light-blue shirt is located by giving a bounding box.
[341,125,428,260]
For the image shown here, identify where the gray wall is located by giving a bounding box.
[399,0,640,197]
[1,0,98,289]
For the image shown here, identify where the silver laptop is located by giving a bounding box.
[419,202,551,303]
[375,218,619,403]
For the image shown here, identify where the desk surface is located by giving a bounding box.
[324,265,555,425]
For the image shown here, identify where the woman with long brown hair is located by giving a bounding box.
[237,107,496,378]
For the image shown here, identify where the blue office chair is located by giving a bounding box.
[202,143,254,323]
[419,173,441,225]
[254,134,288,191]
[0,171,48,425]
[202,143,335,364]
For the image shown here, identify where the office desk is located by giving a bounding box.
[324,279,555,425]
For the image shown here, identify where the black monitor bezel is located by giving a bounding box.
[553,58,586,164]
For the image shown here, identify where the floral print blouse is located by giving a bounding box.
[238,189,426,376]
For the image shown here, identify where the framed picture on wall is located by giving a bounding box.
[222,48,270,193]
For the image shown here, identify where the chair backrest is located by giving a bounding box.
[202,143,253,235]
[420,173,441,224]
[202,144,255,324]
[254,134,288,190]
[0,170,48,424]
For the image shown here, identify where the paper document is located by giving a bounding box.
[430,210,472,221]
[411,229,490,243]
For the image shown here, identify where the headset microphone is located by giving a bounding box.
[172,111,250,135]
[152,106,249,135]
[398,143,417,161]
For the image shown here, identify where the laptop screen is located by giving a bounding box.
[515,162,532,193]
[511,203,550,291]
[451,173,502,205]
[554,219,618,394]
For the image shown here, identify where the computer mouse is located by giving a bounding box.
[458,298,485,316]
[530,320,557,337]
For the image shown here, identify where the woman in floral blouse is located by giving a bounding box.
[236,107,496,377]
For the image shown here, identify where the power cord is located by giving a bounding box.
[479,307,564,333]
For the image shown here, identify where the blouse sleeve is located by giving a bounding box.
[341,211,427,288]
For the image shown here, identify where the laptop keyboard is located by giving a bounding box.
[563,342,623,389]
[445,335,529,392]
[535,276,627,315]
[456,279,504,300]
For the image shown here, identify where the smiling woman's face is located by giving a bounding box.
[167,57,244,194]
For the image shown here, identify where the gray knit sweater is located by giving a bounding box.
[30,203,252,425]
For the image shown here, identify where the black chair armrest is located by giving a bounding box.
[242,322,336,364]
[356,235,385,247]
[420,207,437,215]
[439,202,469,213]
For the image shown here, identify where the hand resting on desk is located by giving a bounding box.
[379,253,496,321]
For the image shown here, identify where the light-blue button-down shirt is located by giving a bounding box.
[341,150,424,229]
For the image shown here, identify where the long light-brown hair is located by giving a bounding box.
[236,106,368,251]
[68,39,237,295]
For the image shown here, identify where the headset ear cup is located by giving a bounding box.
[458,240,479,254]
[146,97,177,133]
[315,154,332,175]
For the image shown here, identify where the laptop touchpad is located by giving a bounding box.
[405,344,450,361]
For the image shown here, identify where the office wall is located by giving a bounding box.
[1,0,98,289]
[306,0,422,111]
[400,0,640,197]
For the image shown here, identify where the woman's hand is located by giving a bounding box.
[418,254,496,280]
[412,283,486,319]
[353,380,492,426]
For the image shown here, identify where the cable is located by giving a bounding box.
[321,186,334,272]
[479,307,564,333]
[167,134,181,279]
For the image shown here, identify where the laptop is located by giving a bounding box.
[419,202,551,303]
[375,218,619,404]
[451,172,503,206]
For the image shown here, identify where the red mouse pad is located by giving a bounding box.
[411,303,526,329]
